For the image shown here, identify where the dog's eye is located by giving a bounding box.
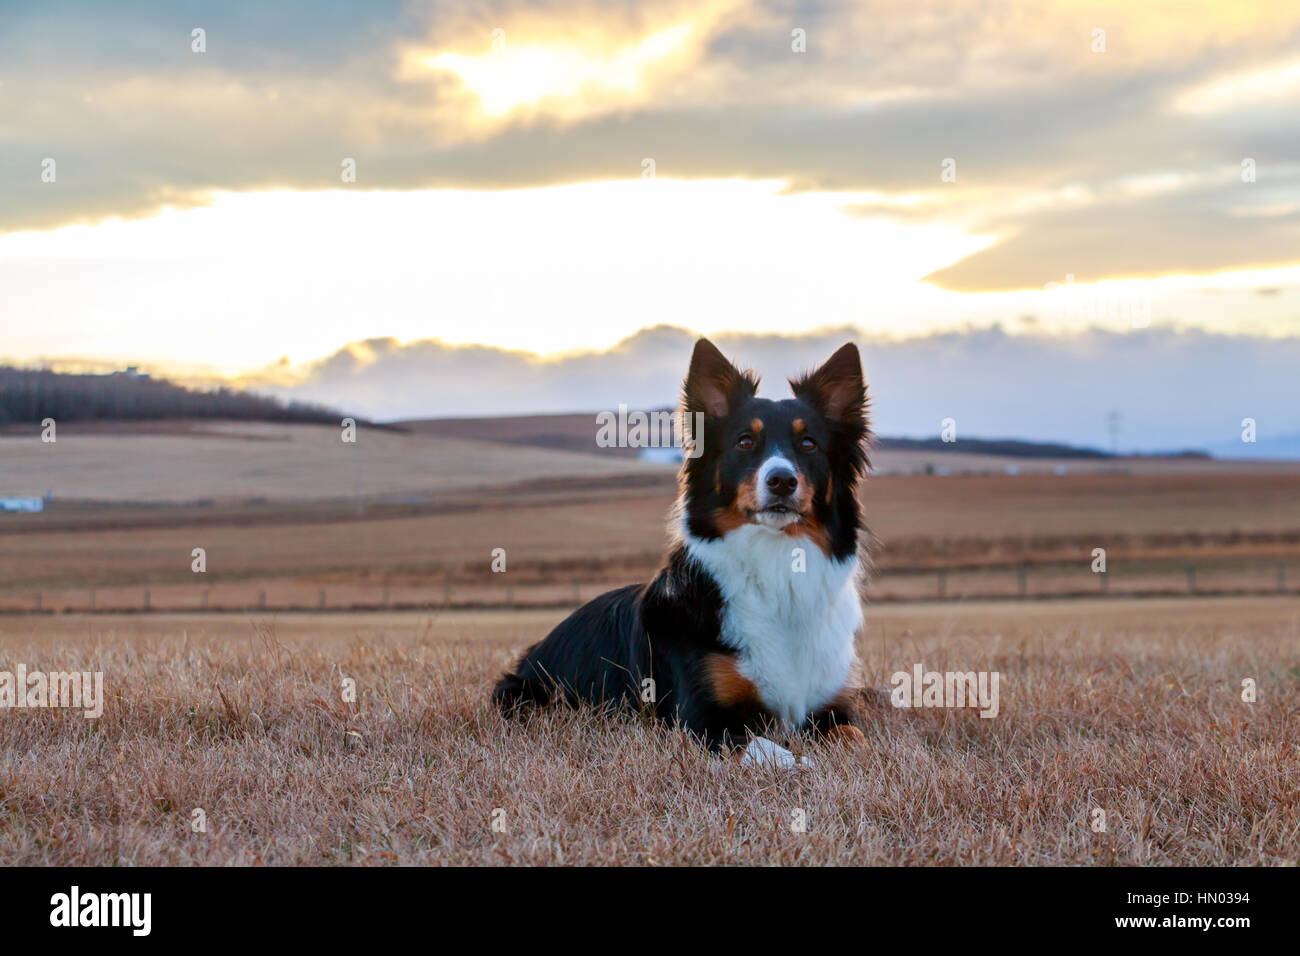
[798,436,817,452]
[736,434,755,450]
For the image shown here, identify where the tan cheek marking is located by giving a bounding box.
[706,654,762,708]
[713,506,747,534]
[737,472,760,511]
[784,470,831,555]
[715,472,760,534]
[792,468,814,511]
[784,516,831,556]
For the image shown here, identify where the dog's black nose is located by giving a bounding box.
[766,468,798,497]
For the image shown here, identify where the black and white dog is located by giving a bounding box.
[494,338,872,766]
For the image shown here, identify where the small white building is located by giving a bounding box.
[638,446,685,464]
[0,496,44,513]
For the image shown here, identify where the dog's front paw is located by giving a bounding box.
[741,736,812,770]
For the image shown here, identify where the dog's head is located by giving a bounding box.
[679,338,870,559]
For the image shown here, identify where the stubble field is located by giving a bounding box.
[0,421,1297,865]
[0,597,1295,865]
[2,423,1299,612]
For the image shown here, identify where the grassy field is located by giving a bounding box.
[0,420,663,504]
[0,596,1295,865]
[1,420,1297,865]
[2,422,1298,609]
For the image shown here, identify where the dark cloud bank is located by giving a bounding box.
[269,325,1300,457]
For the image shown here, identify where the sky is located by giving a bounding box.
[265,324,1300,456]
[1,1,1298,447]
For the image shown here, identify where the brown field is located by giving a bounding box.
[2,422,1298,613]
[0,420,1298,865]
[0,420,663,504]
[0,597,1296,865]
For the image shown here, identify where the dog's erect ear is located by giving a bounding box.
[684,338,758,419]
[790,342,867,425]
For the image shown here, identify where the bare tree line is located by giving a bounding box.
[0,367,352,426]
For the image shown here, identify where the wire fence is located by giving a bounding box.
[2,560,1297,614]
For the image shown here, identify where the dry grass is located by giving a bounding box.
[4,468,1298,603]
[0,420,663,504]
[1,598,1296,865]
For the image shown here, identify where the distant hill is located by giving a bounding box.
[876,436,1112,459]
[876,436,1209,459]
[396,412,613,453]
[395,411,1209,460]
[0,367,353,427]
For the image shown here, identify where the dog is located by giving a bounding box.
[493,338,872,767]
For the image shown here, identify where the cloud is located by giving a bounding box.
[394,0,744,131]
[3,0,1300,291]
[263,323,1300,453]
[924,174,1300,291]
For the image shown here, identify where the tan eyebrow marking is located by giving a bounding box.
[792,418,806,436]
[749,418,764,433]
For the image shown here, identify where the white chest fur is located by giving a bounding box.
[684,523,863,728]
